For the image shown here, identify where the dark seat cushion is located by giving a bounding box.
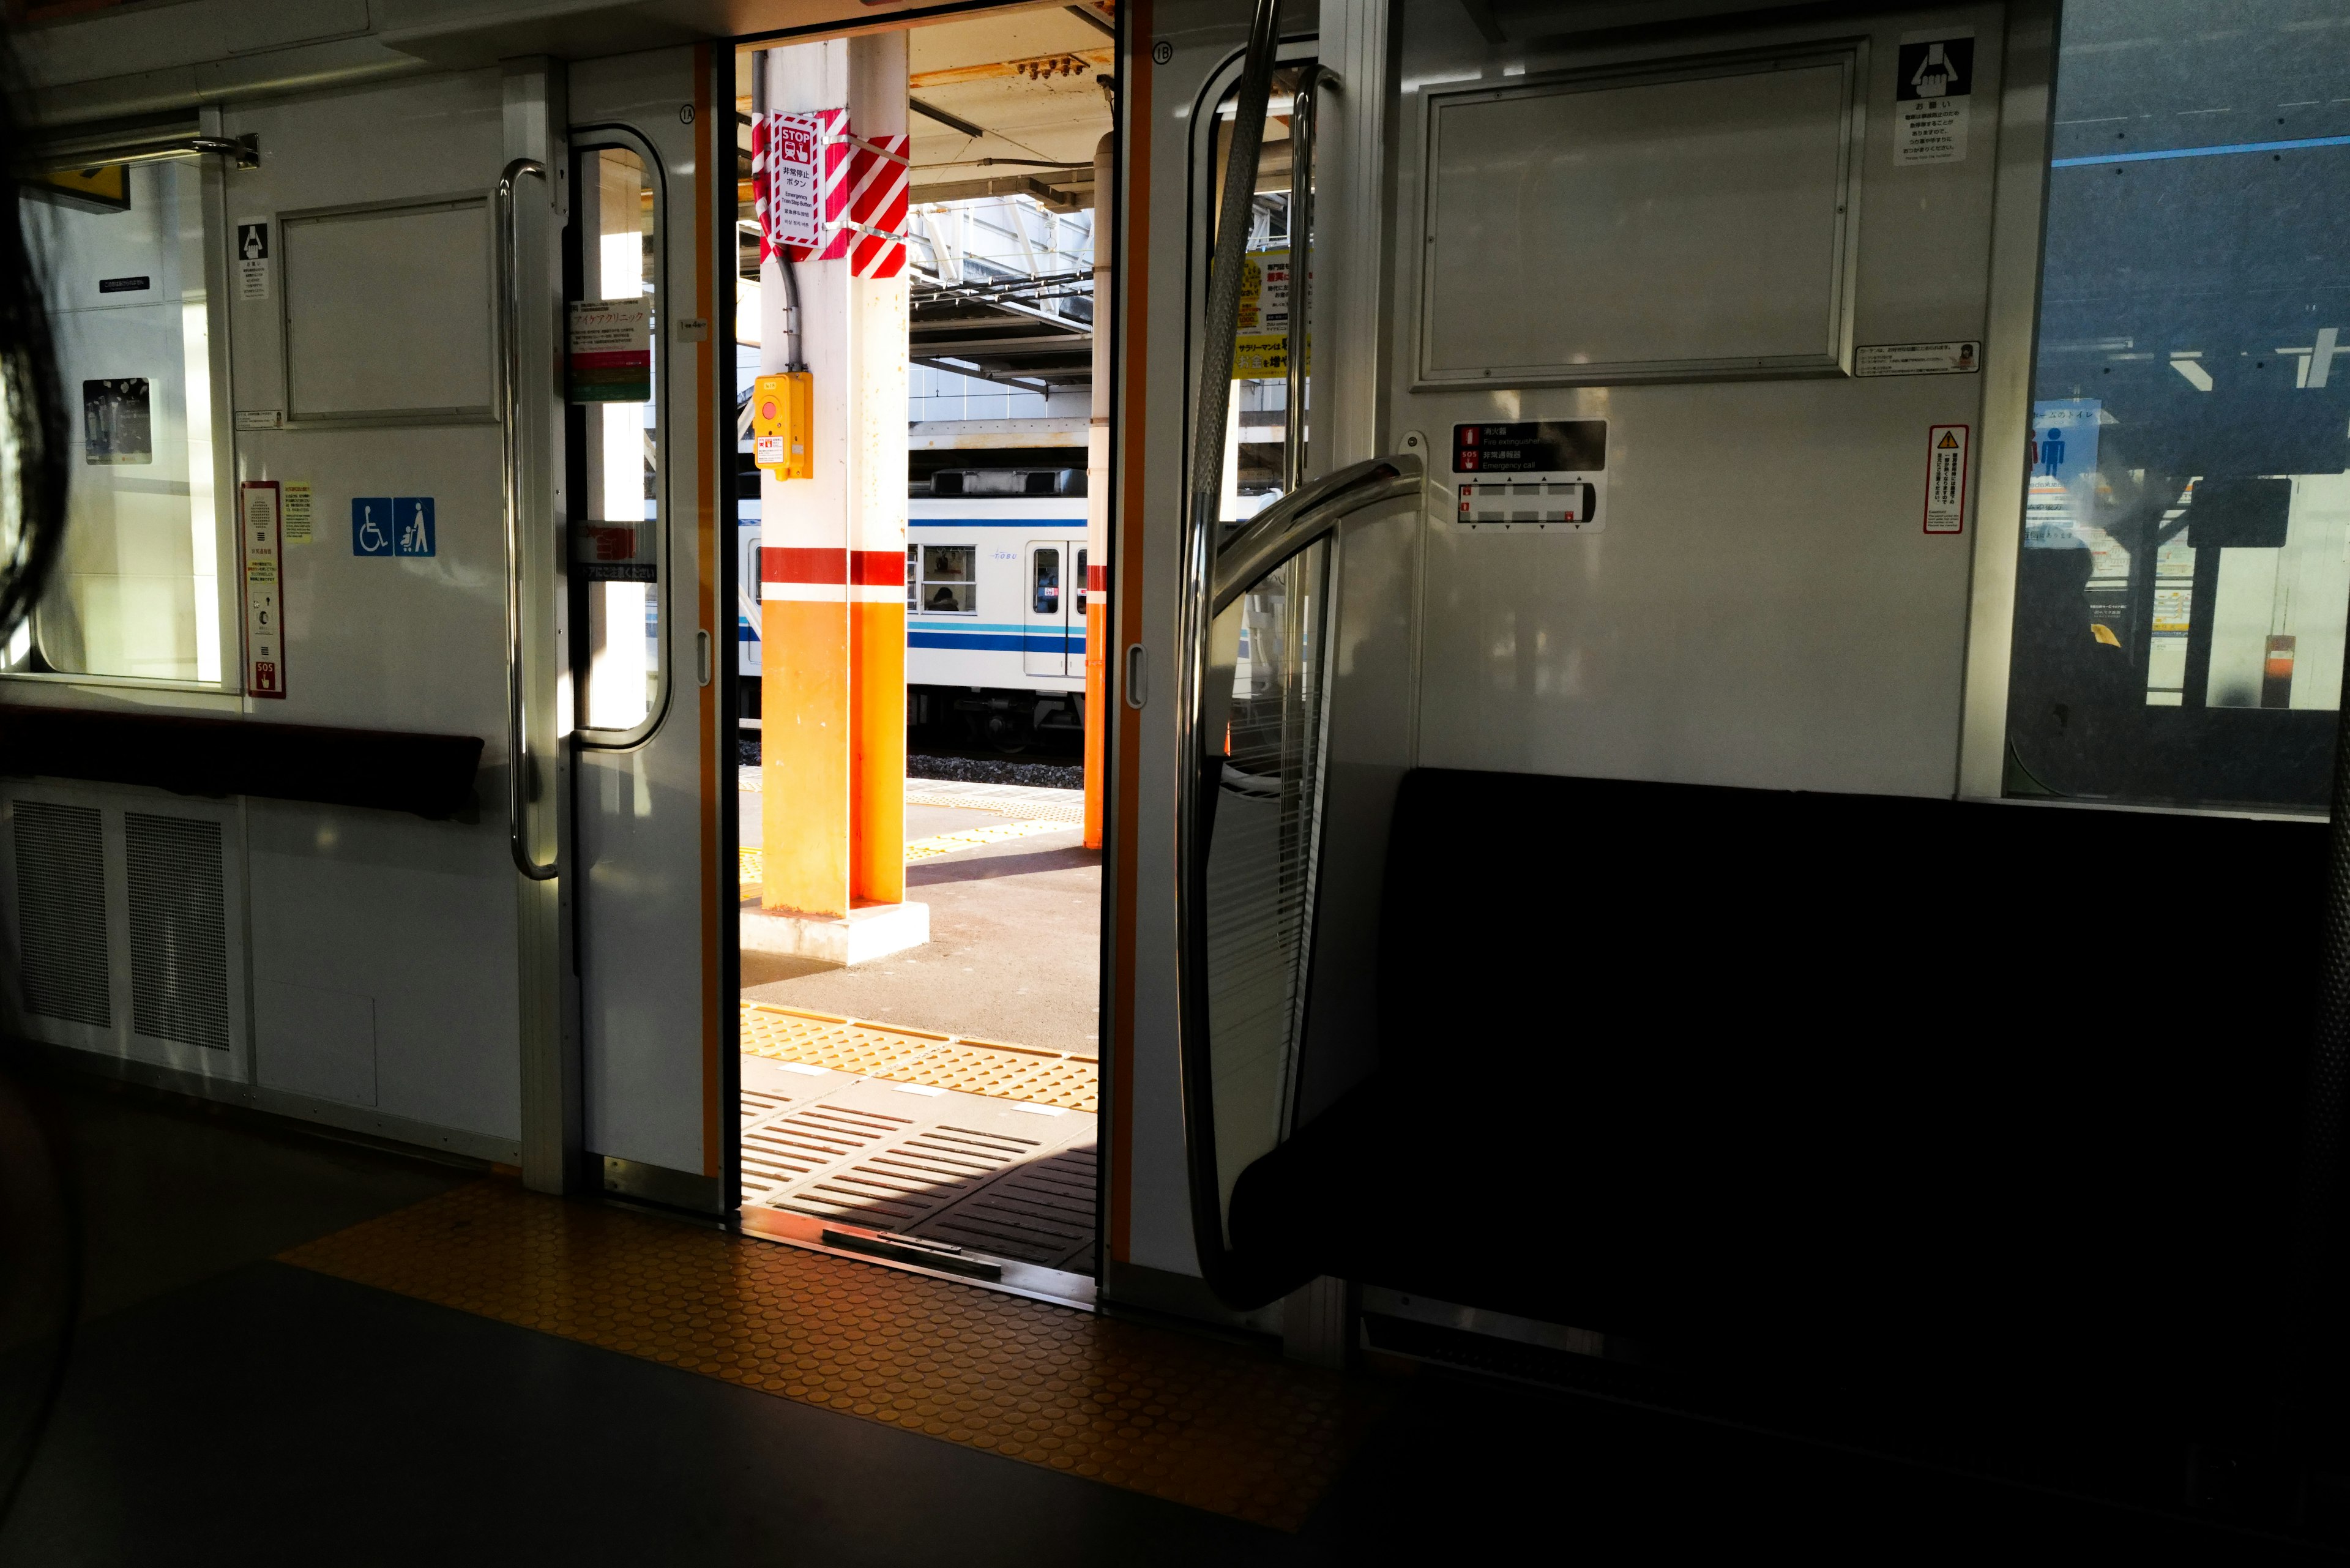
[1229,766,2324,1392]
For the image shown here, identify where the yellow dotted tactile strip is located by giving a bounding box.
[282,1181,1384,1528]
[742,1003,1099,1114]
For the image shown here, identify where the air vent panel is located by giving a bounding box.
[124,813,229,1050]
[13,801,110,1028]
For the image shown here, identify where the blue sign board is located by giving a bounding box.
[351,497,394,556]
[394,497,435,557]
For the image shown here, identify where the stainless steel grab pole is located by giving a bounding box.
[1281,69,1318,494]
[497,156,559,883]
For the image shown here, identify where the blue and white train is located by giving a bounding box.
[738,488,1091,752]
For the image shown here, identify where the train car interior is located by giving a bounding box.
[9,0,2350,1559]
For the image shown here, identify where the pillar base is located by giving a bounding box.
[742,900,930,967]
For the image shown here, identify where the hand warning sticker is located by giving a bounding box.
[1895,32,1973,166]
[1923,425,1970,535]
[239,480,286,698]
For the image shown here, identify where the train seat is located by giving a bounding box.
[1229,766,2326,1399]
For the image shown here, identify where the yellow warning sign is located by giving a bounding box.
[1937,430,1960,449]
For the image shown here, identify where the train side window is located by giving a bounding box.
[2003,1,2350,813]
[11,154,230,685]
[919,545,975,614]
[905,544,917,611]
[1075,547,1087,614]
[574,141,665,739]
[1032,548,1060,614]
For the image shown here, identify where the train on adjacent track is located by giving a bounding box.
[738,472,1089,754]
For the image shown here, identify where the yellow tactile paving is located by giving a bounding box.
[739,1004,950,1078]
[741,1002,1099,1112]
[282,1180,1384,1528]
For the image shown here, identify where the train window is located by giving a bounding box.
[917,545,975,614]
[575,143,665,738]
[2004,0,2350,813]
[1199,64,1316,526]
[1032,548,1060,615]
[11,155,228,684]
[1075,547,1087,615]
[905,544,917,611]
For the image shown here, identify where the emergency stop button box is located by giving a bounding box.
[752,371,812,480]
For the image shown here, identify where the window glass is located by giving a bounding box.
[919,545,974,614]
[1032,547,1060,615]
[1076,545,1088,615]
[14,159,222,682]
[1203,67,1315,532]
[575,145,661,735]
[905,543,918,611]
[2005,1,2350,812]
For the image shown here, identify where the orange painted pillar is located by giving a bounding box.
[1082,133,1114,850]
[760,34,909,918]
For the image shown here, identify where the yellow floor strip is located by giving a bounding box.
[282,1181,1385,1529]
[740,1002,1099,1113]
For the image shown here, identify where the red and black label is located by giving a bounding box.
[1452,420,1606,474]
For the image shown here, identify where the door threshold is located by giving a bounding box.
[737,1203,1098,1311]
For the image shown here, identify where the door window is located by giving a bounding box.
[12,157,227,684]
[573,142,665,738]
[2003,0,2350,812]
[1075,546,1087,614]
[1032,547,1061,615]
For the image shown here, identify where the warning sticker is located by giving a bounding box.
[239,480,286,698]
[1855,341,1981,377]
[1923,424,1970,535]
[1895,32,1973,166]
[236,219,270,302]
[282,480,312,543]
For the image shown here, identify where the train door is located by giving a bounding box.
[566,53,735,1211]
[1023,540,1072,676]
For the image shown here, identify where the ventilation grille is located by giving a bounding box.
[13,801,110,1028]
[124,813,229,1050]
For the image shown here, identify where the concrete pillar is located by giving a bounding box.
[759,36,911,925]
[1083,133,1113,849]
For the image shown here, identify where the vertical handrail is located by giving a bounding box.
[498,156,559,882]
[1173,0,1294,1303]
[1281,67,1318,494]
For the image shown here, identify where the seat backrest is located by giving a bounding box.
[1373,767,2326,1359]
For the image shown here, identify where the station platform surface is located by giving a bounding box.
[4,1069,2332,1564]
[739,772,1099,1055]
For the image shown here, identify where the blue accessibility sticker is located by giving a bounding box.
[393,496,435,557]
[351,497,394,556]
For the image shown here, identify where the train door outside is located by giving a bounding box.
[1023,540,1071,676]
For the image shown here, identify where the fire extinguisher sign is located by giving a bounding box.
[1923,424,1970,535]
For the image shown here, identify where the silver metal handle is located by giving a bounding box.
[498,156,558,883]
[28,132,258,173]
[1210,453,1423,616]
[1281,67,1320,493]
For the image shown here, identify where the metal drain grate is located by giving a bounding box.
[740,1088,793,1126]
[742,1103,914,1200]
[124,813,229,1050]
[12,801,109,1029]
[775,1123,1041,1229]
[912,1140,1098,1268]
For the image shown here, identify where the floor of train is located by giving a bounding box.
[1,1075,2337,1563]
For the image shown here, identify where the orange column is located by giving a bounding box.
[761,560,850,917]
[1083,133,1114,850]
[850,554,905,905]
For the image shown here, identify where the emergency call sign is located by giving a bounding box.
[1452,420,1607,474]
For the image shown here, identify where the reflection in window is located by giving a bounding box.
[577,146,661,734]
[916,545,975,615]
[15,160,220,682]
[2007,1,2350,811]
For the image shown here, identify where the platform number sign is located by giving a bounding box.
[239,480,286,698]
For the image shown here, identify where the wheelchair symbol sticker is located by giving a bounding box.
[351,498,394,555]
